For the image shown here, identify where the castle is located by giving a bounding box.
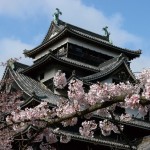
[1,9,150,150]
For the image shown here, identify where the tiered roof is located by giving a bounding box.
[15,125,136,150]
[24,20,141,60]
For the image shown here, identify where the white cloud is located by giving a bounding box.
[0,0,143,47]
[0,38,33,78]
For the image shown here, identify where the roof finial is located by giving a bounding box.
[53,8,62,25]
[102,26,110,41]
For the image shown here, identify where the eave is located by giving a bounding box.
[56,129,137,150]
[21,52,100,76]
[24,27,69,58]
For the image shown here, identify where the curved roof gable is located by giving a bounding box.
[81,55,136,82]
[3,61,60,105]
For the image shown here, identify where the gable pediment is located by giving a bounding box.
[42,21,64,43]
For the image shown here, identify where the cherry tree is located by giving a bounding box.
[1,67,150,150]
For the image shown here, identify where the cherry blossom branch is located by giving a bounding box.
[47,96,150,126]
[3,91,150,149]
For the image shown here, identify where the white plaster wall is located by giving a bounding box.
[39,67,58,82]
[35,48,49,60]
[39,64,68,83]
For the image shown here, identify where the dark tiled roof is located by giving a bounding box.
[81,55,136,82]
[40,20,109,44]
[124,118,150,130]
[8,62,60,105]
[20,96,41,109]
[58,20,109,42]
[116,114,150,130]
[22,53,99,75]
[60,56,99,71]
[22,53,136,83]
[14,125,136,150]
[24,20,141,59]
[58,20,141,57]
[13,61,29,70]
[55,129,137,150]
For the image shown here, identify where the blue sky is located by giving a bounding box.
[0,0,150,77]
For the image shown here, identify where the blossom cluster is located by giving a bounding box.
[0,88,23,150]
[79,120,97,137]
[99,119,123,136]
[1,69,150,149]
[7,102,49,122]
[53,70,67,89]
[56,100,77,126]
[68,79,85,101]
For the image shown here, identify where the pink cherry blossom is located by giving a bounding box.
[79,120,97,137]
[53,70,67,89]
[68,79,85,102]
[120,114,132,122]
[99,119,112,136]
[125,94,140,109]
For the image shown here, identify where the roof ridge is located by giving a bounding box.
[24,20,141,60]
[98,54,125,69]
[59,20,109,42]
